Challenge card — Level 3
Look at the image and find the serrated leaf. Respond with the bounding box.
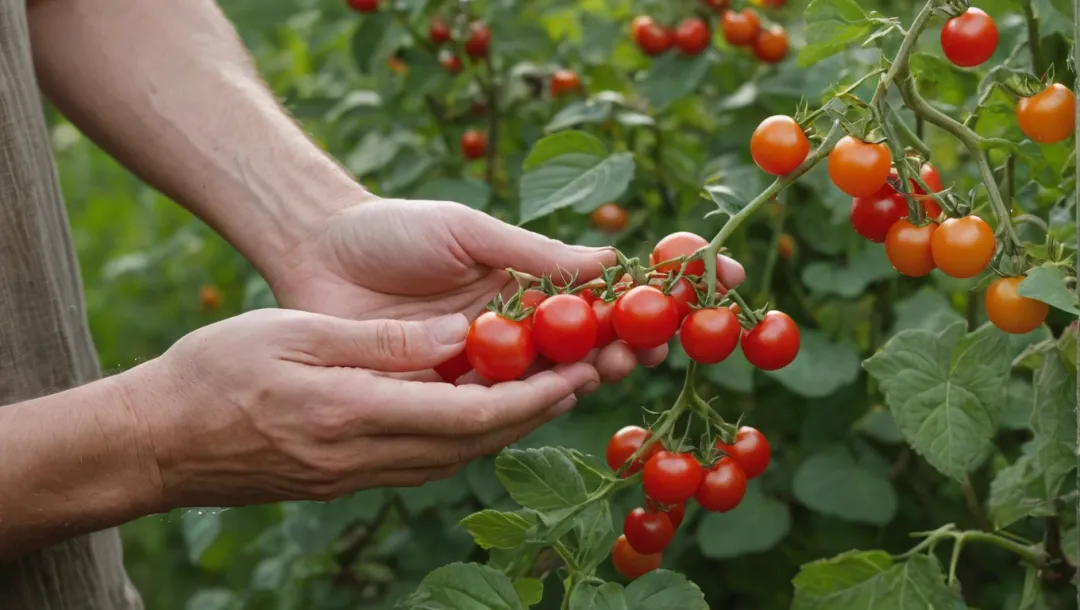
[704,160,768,218]
[1030,348,1078,499]
[461,510,537,550]
[413,179,492,210]
[854,408,906,444]
[564,501,617,572]
[637,53,712,111]
[568,570,709,610]
[697,481,791,558]
[802,246,896,298]
[793,447,898,526]
[792,550,893,596]
[513,578,543,607]
[397,563,523,610]
[765,328,862,398]
[988,454,1054,529]
[792,553,966,610]
[522,132,608,171]
[863,322,1011,480]
[495,448,588,521]
[518,133,634,225]
[799,0,873,68]
[1019,265,1080,315]
[1001,377,1035,430]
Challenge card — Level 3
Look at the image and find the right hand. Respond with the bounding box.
[120,309,600,510]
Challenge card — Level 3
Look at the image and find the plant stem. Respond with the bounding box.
[1020,0,1043,74]
[869,0,936,107]
[889,104,933,160]
[960,477,991,531]
[652,126,678,216]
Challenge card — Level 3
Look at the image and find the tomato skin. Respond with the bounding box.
[715,426,771,479]
[778,233,795,260]
[623,507,675,554]
[912,163,944,218]
[646,499,687,528]
[985,277,1050,334]
[464,22,491,57]
[612,535,662,580]
[550,69,581,96]
[429,17,451,44]
[613,286,681,349]
[930,215,995,278]
[606,426,662,477]
[347,0,379,12]
[643,451,704,505]
[741,311,799,371]
[439,52,463,74]
[1017,84,1076,144]
[591,203,628,232]
[668,278,699,321]
[531,295,598,363]
[850,183,908,243]
[636,21,674,55]
[631,15,654,39]
[695,457,748,513]
[885,219,937,277]
[520,289,548,311]
[465,312,535,382]
[461,129,487,160]
[674,18,710,56]
[721,9,760,46]
[434,349,471,383]
[751,25,788,63]
[700,0,728,11]
[828,136,891,197]
[651,232,709,276]
[680,307,741,364]
[592,299,618,347]
[751,115,810,176]
[940,7,998,68]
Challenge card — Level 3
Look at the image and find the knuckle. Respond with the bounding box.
[307,407,352,443]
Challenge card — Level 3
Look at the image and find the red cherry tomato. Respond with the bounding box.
[715,426,771,479]
[631,15,654,39]
[751,25,788,63]
[828,136,891,197]
[850,182,907,243]
[700,0,728,11]
[750,115,810,176]
[592,299,618,347]
[885,219,937,277]
[940,7,998,68]
[612,286,681,349]
[643,451,704,505]
[674,18,710,56]
[550,69,581,96]
[721,9,760,46]
[695,457,747,513]
[985,276,1050,335]
[931,215,995,278]
[531,294,598,363]
[741,311,799,371]
[646,499,687,529]
[668,277,699,321]
[577,288,597,305]
[439,51,463,74]
[635,21,674,56]
[623,507,675,554]
[461,129,487,160]
[606,426,662,477]
[521,289,548,311]
[611,535,662,580]
[651,232,709,276]
[465,312,535,382]
[679,307,741,365]
[464,22,491,57]
[912,163,944,218]
[347,0,379,12]
[429,16,451,44]
[591,203,628,232]
[434,349,471,383]
[1017,83,1076,144]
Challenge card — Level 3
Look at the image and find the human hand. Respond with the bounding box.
[120,309,600,508]
[272,198,746,382]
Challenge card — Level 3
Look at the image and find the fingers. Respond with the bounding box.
[717,253,746,290]
[292,314,469,372]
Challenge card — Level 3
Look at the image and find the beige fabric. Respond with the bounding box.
[0,0,142,607]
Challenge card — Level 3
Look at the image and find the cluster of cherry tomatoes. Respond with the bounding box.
[607,424,771,579]
[630,0,788,64]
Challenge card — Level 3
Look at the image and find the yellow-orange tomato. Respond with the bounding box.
[591,203,628,233]
[778,233,795,260]
[1016,83,1076,144]
[200,285,223,310]
[885,220,937,277]
[930,216,995,278]
[985,276,1049,334]
[828,136,891,197]
[752,25,788,63]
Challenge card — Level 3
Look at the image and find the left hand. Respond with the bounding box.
[271,198,746,383]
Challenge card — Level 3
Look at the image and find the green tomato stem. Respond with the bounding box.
[1019,0,1044,75]
[888,104,933,161]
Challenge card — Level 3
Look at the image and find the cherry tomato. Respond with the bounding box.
[646,499,687,528]
[1017,83,1076,144]
[985,276,1049,335]
[715,426,771,479]
[885,219,937,277]
[577,288,597,305]
[940,7,998,68]
[199,284,222,310]
[611,535,662,580]
[643,451,704,505]
[521,289,548,311]
[741,310,799,371]
[434,349,471,383]
[464,22,491,57]
[828,136,891,197]
[778,233,795,260]
[635,20,674,55]
[651,232,709,276]
[386,56,407,73]
[752,25,788,63]
[680,307,741,364]
[623,507,675,554]
[613,286,681,349]
[700,0,728,11]
[695,457,747,513]
[465,312,535,381]
[631,15,654,39]
[674,18,710,56]
[931,215,995,278]
[912,163,944,218]
[591,203,628,232]
[750,115,810,176]
[721,9,760,46]
[347,0,379,12]
[668,278,699,321]
[550,69,581,96]
[606,426,662,477]
[461,129,486,160]
[532,294,598,363]
[439,51,463,74]
[429,16,451,44]
[593,299,618,347]
[850,182,907,243]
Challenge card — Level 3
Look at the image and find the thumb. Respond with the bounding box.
[304,314,469,372]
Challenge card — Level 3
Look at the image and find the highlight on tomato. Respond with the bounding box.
[606,426,662,477]
[721,9,760,47]
[591,203,628,233]
[930,215,995,279]
[695,457,747,513]
[751,25,788,63]
[939,7,998,68]
[716,426,771,479]
[750,115,810,176]
[643,451,704,505]
[679,307,741,364]
[612,285,681,349]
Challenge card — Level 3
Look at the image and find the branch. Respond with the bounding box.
[1020,0,1043,74]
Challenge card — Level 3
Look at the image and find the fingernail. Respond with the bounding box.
[431,314,469,345]
[581,379,600,395]
[552,396,577,414]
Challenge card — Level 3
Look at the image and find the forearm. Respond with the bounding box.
[26,0,370,284]
[0,371,160,561]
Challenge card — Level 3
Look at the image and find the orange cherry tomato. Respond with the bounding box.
[721,9,760,47]
[828,136,891,197]
[985,276,1049,334]
[550,69,581,96]
[885,219,937,277]
[750,115,810,176]
[751,25,788,63]
[930,216,995,278]
[1017,83,1076,144]
[591,203,628,232]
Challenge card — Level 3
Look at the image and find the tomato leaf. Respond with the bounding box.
[1018,565,1043,610]
[988,454,1055,529]
[185,589,241,610]
[545,100,615,133]
[1001,377,1035,430]
[1029,341,1078,500]
[798,0,874,68]
[396,562,524,610]
[495,447,589,521]
[636,53,712,111]
[854,408,906,444]
[513,578,544,607]
[460,510,538,550]
[801,246,896,298]
[792,446,898,526]
[518,133,635,224]
[413,178,493,210]
[792,553,965,610]
[765,328,862,399]
[696,480,791,559]
[181,509,223,566]
[890,288,963,334]
[561,501,617,572]
[1018,264,1080,316]
[568,570,709,610]
[282,489,385,553]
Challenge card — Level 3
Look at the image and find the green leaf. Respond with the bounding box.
[495,448,588,521]
[799,0,873,68]
[350,14,401,75]
[792,553,966,610]
[461,510,538,550]
[1001,377,1035,430]
[1030,347,1078,499]
[567,583,625,610]
[413,178,493,210]
[1019,265,1080,315]
[854,408,906,444]
[545,100,614,133]
[802,247,896,298]
[703,159,768,218]
[186,589,241,610]
[697,481,791,558]
[568,570,709,610]
[563,501,617,572]
[702,348,755,393]
[181,509,223,565]
[1019,566,1042,610]
[345,130,414,177]
[793,447,898,525]
[863,322,1011,480]
[513,578,543,607]
[282,490,386,553]
[988,454,1054,529]
[637,53,712,111]
[397,563,523,610]
[518,133,635,225]
[765,328,862,398]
